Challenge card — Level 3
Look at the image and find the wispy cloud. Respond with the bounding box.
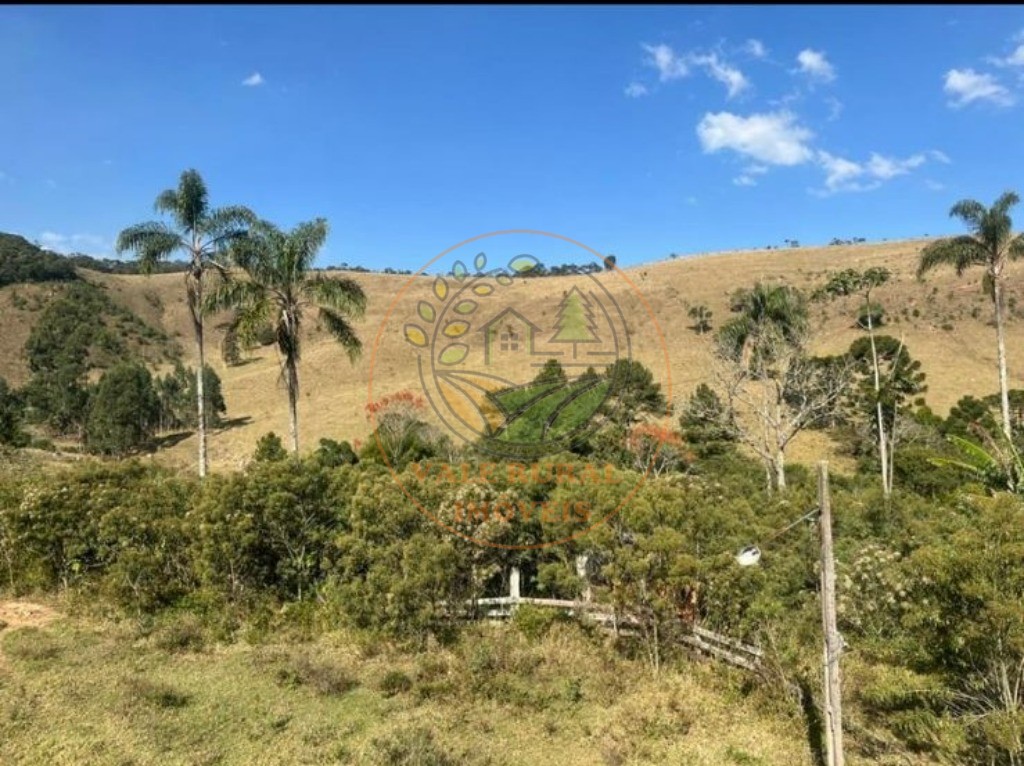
[744,39,767,59]
[690,52,749,99]
[733,164,769,187]
[697,110,814,167]
[794,49,836,83]
[642,44,688,82]
[624,82,649,98]
[991,43,1024,67]
[816,151,930,194]
[943,68,1014,108]
[242,71,265,87]
[637,43,749,98]
[38,232,110,255]
[825,96,844,121]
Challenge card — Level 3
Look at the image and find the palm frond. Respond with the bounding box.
[203,278,267,316]
[115,222,183,273]
[305,274,367,318]
[289,218,329,277]
[917,236,988,278]
[949,199,987,229]
[992,190,1020,218]
[320,307,362,361]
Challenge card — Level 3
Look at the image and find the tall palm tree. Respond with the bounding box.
[918,192,1024,439]
[116,169,255,478]
[209,218,366,453]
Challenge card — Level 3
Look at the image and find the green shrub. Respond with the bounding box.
[121,676,190,709]
[368,726,456,766]
[379,669,413,697]
[1,627,61,662]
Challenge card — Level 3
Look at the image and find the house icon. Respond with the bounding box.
[480,308,542,366]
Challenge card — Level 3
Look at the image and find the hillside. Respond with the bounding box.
[3,236,1021,471]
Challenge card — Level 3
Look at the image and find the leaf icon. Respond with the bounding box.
[438,343,469,365]
[452,261,469,281]
[453,300,478,315]
[443,320,470,338]
[433,277,448,301]
[418,301,436,323]
[509,254,540,274]
[404,324,428,347]
[472,284,494,296]
[495,272,513,286]
[474,252,487,271]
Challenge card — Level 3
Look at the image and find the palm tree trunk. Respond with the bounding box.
[191,275,208,479]
[993,276,1013,439]
[286,352,300,454]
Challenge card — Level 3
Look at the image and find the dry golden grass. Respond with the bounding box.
[0,608,817,765]
[3,237,1022,471]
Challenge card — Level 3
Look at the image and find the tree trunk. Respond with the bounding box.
[865,303,890,499]
[286,352,300,454]
[774,450,787,492]
[993,275,1013,440]
[190,272,208,479]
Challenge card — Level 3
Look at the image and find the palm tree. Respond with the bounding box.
[718,282,808,368]
[918,192,1024,439]
[116,169,255,478]
[209,218,366,453]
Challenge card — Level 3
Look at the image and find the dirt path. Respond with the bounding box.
[0,601,59,632]
[0,601,60,666]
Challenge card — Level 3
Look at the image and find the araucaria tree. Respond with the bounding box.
[710,282,850,493]
[818,267,899,497]
[209,218,366,453]
[918,192,1024,439]
[116,169,255,477]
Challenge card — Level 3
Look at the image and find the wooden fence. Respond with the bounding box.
[466,566,763,672]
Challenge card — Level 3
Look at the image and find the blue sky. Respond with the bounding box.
[3,5,1024,269]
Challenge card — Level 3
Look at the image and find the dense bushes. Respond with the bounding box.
[1,448,1023,763]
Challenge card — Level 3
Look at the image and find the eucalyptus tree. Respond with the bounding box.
[918,192,1024,439]
[209,218,366,453]
[116,169,255,477]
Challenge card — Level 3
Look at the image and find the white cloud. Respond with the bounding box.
[38,232,110,254]
[696,110,814,166]
[795,49,836,83]
[929,149,951,164]
[818,151,870,192]
[866,152,926,179]
[624,82,649,98]
[943,68,1014,107]
[642,44,688,82]
[242,71,265,87]
[744,39,767,59]
[993,43,1024,67]
[816,150,932,193]
[733,164,769,187]
[690,53,749,98]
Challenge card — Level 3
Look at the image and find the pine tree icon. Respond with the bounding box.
[550,287,600,359]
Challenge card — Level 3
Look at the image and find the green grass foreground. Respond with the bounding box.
[0,609,810,766]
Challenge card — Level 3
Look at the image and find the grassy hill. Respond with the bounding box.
[3,236,1021,471]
